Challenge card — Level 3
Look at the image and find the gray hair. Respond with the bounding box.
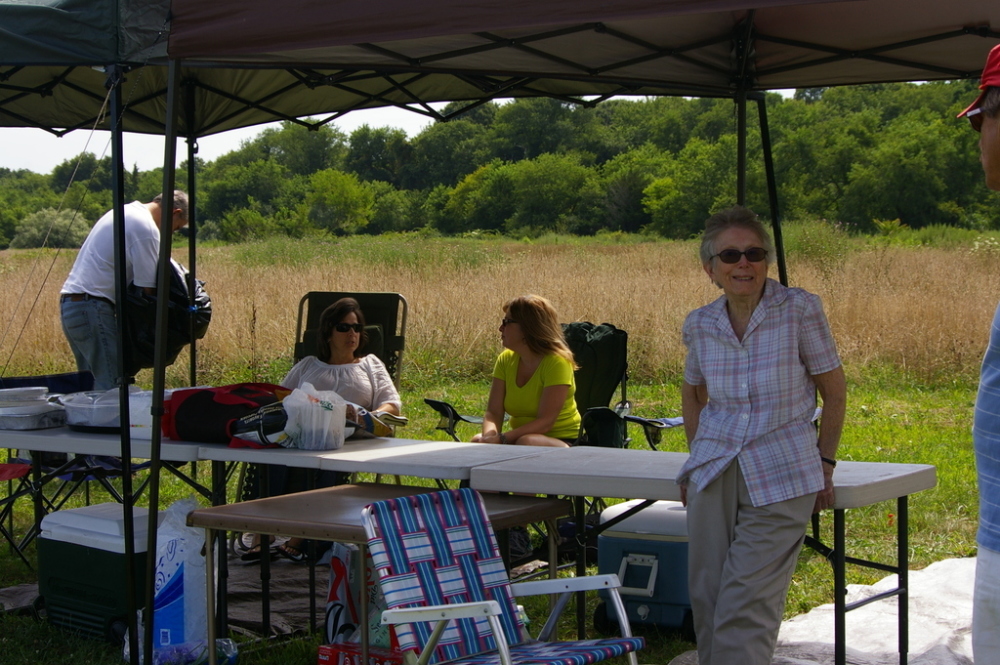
[699,206,775,267]
[153,190,190,220]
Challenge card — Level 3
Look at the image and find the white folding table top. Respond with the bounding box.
[197,441,334,469]
[470,446,937,508]
[471,446,687,500]
[828,460,937,509]
[318,438,558,480]
[4,427,203,462]
[196,437,471,471]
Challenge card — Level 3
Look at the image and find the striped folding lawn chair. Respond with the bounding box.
[361,487,643,665]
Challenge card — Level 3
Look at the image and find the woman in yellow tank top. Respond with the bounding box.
[472,294,582,447]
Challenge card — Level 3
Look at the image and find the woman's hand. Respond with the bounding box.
[472,432,503,444]
[813,466,836,512]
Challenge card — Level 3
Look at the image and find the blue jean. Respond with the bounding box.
[60,297,118,390]
[975,545,1000,665]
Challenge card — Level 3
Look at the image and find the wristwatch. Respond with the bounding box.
[821,456,837,468]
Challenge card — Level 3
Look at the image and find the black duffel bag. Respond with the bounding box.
[122,259,212,377]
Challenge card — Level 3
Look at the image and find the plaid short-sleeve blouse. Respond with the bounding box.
[678,278,841,507]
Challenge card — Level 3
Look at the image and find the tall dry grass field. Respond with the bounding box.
[0,238,996,386]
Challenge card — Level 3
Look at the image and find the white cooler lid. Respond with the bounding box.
[40,503,160,553]
[600,499,688,537]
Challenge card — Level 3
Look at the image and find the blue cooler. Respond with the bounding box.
[596,499,693,638]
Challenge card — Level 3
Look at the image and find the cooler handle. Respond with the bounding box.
[617,553,658,597]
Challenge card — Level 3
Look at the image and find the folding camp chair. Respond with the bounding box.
[425,322,630,446]
[361,487,644,665]
[232,292,408,552]
[294,291,407,381]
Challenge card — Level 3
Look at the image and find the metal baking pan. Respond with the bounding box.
[0,406,66,430]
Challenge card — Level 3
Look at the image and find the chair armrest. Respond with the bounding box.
[510,574,621,598]
[382,600,503,624]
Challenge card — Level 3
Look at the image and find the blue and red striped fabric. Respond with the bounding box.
[363,488,644,665]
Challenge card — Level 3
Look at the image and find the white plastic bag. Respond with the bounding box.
[282,382,347,450]
[152,497,207,654]
[325,542,392,648]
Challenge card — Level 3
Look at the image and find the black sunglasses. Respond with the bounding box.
[712,247,768,264]
[501,318,518,327]
[967,107,984,133]
[334,322,363,333]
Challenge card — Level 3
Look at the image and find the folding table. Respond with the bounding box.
[187,483,571,665]
[194,438,561,637]
[469,447,937,665]
[2,428,205,562]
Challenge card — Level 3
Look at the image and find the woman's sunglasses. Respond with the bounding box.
[501,318,518,327]
[712,247,768,264]
[334,322,363,333]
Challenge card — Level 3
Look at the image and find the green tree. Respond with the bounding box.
[837,110,983,230]
[201,159,296,221]
[487,98,578,161]
[50,153,113,193]
[252,121,348,176]
[364,181,422,234]
[439,161,515,234]
[599,145,673,232]
[10,208,90,248]
[504,153,600,235]
[643,136,738,238]
[0,169,61,248]
[303,169,374,234]
[441,100,499,127]
[344,126,412,186]
[405,120,488,189]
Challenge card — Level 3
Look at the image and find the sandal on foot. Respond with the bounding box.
[277,543,307,563]
[240,544,274,562]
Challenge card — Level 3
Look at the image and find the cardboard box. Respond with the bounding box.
[37,503,159,642]
[318,643,404,665]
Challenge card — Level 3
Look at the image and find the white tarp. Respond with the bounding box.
[670,556,975,665]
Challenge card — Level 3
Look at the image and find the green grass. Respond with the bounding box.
[0,367,978,665]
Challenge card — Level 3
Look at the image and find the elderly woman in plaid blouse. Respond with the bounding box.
[677,206,846,665]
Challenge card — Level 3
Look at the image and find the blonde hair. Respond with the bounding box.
[504,294,577,368]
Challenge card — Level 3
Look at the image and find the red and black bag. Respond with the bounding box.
[162,383,289,443]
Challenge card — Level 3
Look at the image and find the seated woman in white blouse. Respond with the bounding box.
[249,297,402,562]
[282,297,401,418]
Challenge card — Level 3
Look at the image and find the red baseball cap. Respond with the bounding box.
[959,43,1000,118]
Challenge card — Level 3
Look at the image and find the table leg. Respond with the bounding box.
[207,527,218,665]
[898,496,908,665]
[211,461,229,634]
[834,508,845,665]
[360,543,369,665]
[575,495,586,639]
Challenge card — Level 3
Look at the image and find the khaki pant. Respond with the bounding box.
[687,461,815,665]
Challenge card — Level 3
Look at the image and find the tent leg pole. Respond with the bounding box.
[755,96,788,286]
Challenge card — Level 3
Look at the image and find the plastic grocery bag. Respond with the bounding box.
[325,543,393,648]
[282,382,347,450]
[151,497,207,657]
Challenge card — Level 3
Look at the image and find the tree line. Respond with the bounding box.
[1,79,997,249]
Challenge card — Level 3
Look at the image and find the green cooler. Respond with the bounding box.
[37,503,157,642]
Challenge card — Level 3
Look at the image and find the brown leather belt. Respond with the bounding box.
[61,293,115,308]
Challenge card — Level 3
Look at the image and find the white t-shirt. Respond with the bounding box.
[281,354,401,412]
[61,201,160,302]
